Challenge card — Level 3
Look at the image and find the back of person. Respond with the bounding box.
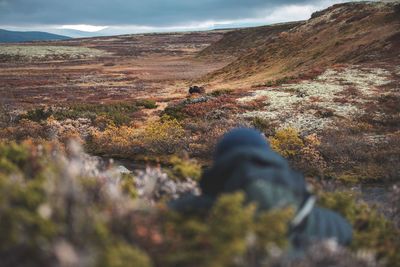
[170,128,352,249]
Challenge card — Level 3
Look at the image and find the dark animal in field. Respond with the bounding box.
[189,85,205,94]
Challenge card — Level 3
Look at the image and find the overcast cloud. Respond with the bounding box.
[0,0,352,35]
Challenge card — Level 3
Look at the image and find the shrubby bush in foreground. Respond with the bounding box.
[0,141,399,267]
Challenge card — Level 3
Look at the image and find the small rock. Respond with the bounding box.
[189,85,206,95]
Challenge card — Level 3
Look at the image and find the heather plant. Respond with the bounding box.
[320,126,400,182]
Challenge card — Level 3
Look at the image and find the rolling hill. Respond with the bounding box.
[197,21,302,59]
[199,1,400,87]
[0,29,70,43]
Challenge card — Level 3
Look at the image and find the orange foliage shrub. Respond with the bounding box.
[0,119,46,141]
[88,125,141,156]
[297,133,327,176]
[142,116,186,154]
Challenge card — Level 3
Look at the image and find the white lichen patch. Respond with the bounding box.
[317,67,391,95]
[0,45,107,59]
[238,66,392,133]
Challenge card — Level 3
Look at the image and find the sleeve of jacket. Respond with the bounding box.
[292,206,353,247]
[168,194,216,215]
[245,179,302,212]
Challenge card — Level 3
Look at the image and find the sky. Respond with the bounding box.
[0,0,357,36]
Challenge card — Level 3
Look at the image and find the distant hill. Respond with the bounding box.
[197,22,302,59]
[200,1,400,86]
[0,29,70,43]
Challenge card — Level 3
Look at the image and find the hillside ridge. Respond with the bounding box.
[199,1,400,87]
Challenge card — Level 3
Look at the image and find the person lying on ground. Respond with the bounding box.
[169,128,352,249]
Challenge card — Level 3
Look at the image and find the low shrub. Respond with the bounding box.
[23,107,52,122]
[239,96,269,112]
[0,119,46,141]
[142,116,186,155]
[0,141,153,267]
[208,88,233,97]
[162,102,187,121]
[319,191,400,266]
[0,141,398,267]
[296,133,327,176]
[164,96,238,121]
[160,192,293,267]
[269,127,304,158]
[167,155,202,181]
[21,100,156,127]
[136,99,158,109]
[320,127,400,182]
[87,125,140,157]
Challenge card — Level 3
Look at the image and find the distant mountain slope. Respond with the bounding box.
[197,22,302,59]
[0,29,70,43]
[200,2,400,86]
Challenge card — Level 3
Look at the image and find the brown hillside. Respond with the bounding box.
[197,22,302,59]
[200,1,400,87]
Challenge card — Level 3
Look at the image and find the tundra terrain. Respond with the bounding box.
[0,2,399,267]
